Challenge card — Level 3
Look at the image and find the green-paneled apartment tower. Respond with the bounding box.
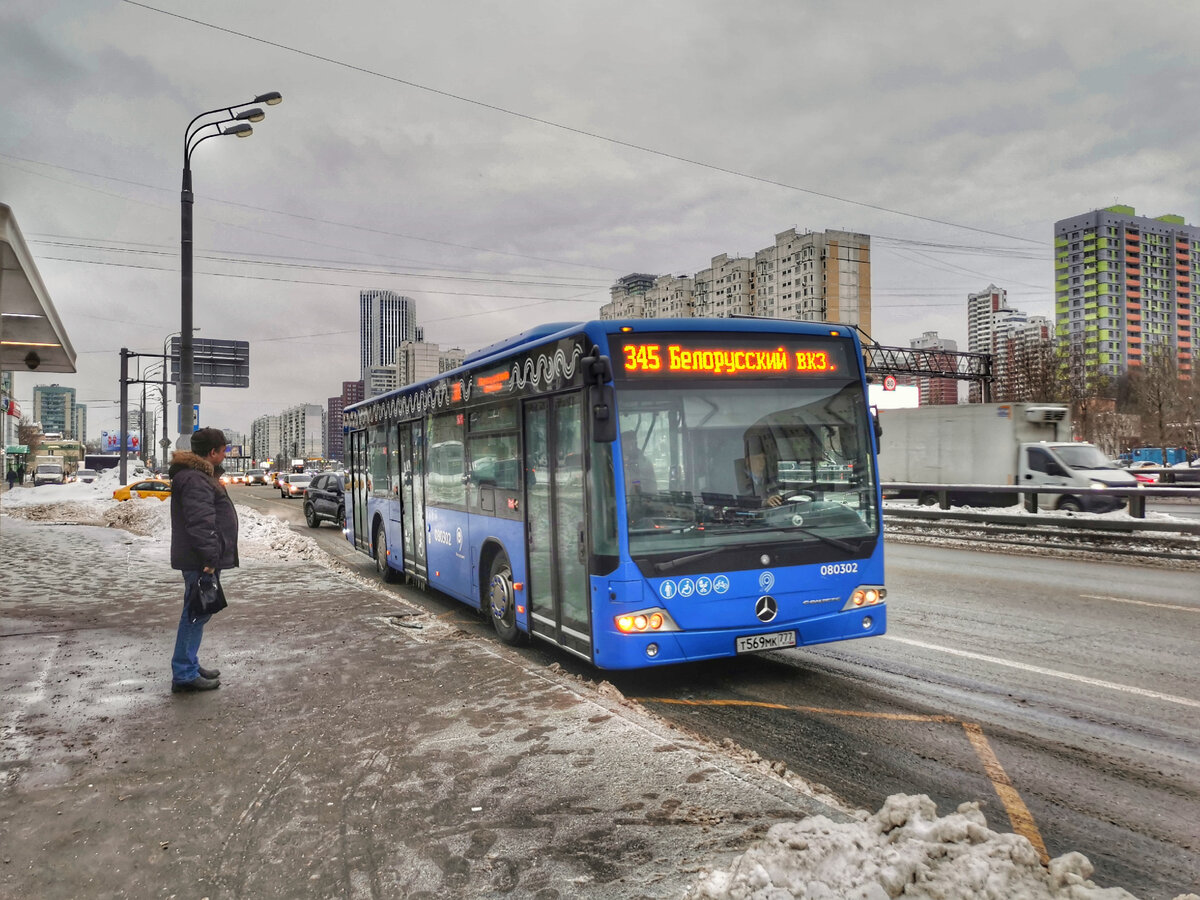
[1055,205,1198,382]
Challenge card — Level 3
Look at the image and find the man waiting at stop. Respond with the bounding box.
[168,427,238,693]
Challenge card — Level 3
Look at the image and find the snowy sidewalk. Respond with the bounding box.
[2,485,1193,899]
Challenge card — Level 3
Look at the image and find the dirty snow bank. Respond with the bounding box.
[688,794,1198,900]
[2,485,326,563]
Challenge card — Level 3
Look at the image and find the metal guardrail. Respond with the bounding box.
[880,482,1199,521]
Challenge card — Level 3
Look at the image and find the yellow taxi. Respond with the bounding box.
[113,478,172,501]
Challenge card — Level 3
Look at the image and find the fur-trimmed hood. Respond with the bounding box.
[169,451,214,479]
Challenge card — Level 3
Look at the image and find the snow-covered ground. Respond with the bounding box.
[3,483,1196,900]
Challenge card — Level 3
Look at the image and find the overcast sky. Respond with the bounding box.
[2,0,1198,444]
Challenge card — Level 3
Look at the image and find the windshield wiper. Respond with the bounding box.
[653,547,725,573]
[757,526,866,553]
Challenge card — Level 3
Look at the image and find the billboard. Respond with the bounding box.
[100,431,141,453]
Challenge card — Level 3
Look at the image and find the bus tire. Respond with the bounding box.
[374,524,400,583]
[486,552,522,645]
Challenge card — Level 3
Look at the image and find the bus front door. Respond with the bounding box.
[525,393,592,660]
[398,421,427,583]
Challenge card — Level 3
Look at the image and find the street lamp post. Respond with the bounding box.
[177,91,282,450]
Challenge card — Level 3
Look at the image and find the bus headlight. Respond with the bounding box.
[615,607,680,633]
[842,586,886,611]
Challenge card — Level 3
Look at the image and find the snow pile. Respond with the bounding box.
[3,485,325,563]
[689,794,1197,900]
[236,505,329,563]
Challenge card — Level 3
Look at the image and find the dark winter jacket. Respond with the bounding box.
[169,451,239,572]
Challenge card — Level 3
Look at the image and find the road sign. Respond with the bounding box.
[177,404,200,432]
[882,374,898,391]
[169,338,250,388]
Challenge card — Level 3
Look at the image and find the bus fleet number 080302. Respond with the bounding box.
[820,562,858,575]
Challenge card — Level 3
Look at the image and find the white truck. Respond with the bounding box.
[32,454,66,486]
[876,403,1137,513]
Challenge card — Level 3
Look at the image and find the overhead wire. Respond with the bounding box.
[119,0,1046,247]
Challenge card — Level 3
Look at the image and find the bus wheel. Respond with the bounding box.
[374,525,400,583]
[487,552,522,644]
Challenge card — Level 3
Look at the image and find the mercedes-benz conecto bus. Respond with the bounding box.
[343,318,886,669]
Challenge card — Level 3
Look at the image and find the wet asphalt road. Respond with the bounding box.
[239,487,1200,899]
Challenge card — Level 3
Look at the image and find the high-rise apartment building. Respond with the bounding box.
[600,228,872,332]
[1055,205,1198,382]
[32,384,76,437]
[966,285,1052,402]
[280,404,325,462]
[904,332,959,406]
[396,341,465,388]
[250,414,281,466]
[73,404,87,444]
[326,380,364,464]
[359,290,422,386]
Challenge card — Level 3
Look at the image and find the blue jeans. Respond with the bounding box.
[171,570,217,683]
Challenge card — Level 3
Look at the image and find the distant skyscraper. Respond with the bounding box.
[360,290,421,387]
[250,414,281,466]
[73,404,87,443]
[280,404,325,461]
[905,332,959,406]
[1055,205,1198,383]
[326,380,364,464]
[966,285,1051,402]
[32,384,76,436]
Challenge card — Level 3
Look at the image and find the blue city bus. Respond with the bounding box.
[343,318,886,669]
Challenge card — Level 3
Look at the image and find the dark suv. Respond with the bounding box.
[304,473,345,528]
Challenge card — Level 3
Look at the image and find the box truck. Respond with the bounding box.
[32,454,66,486]
[876,403,1137,513]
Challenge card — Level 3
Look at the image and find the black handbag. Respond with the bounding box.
[186,573,228,623]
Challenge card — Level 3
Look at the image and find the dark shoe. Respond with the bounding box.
[198,665,220,679]
[171,675,220,693]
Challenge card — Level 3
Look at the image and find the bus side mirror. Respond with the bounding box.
[590,384,617,443]
[584,348,617,443]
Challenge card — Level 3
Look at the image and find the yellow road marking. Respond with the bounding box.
[644,697,956,723]
[638,696,1047,861]
[962,722,1049,863]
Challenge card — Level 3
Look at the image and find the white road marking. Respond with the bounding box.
[1079,594,1197,613]
[883,635,1200,710]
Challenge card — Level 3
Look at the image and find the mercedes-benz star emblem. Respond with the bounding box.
[755,595,778,623]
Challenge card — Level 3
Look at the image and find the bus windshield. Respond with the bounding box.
[618,381,879,567]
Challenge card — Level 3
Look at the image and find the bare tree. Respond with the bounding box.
[1128,346,1181,454]
[1006,338,1069,403]
[17,416,42,457]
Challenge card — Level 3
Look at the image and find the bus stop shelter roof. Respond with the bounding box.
[1,203,76,374]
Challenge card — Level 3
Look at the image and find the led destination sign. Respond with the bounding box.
[611,334,852,379]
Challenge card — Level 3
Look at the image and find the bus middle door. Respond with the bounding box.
[398,421,428,583]
[524,393,592,660]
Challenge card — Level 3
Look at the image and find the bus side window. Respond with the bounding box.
[428,412,467,507]
[369,424,390,499]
